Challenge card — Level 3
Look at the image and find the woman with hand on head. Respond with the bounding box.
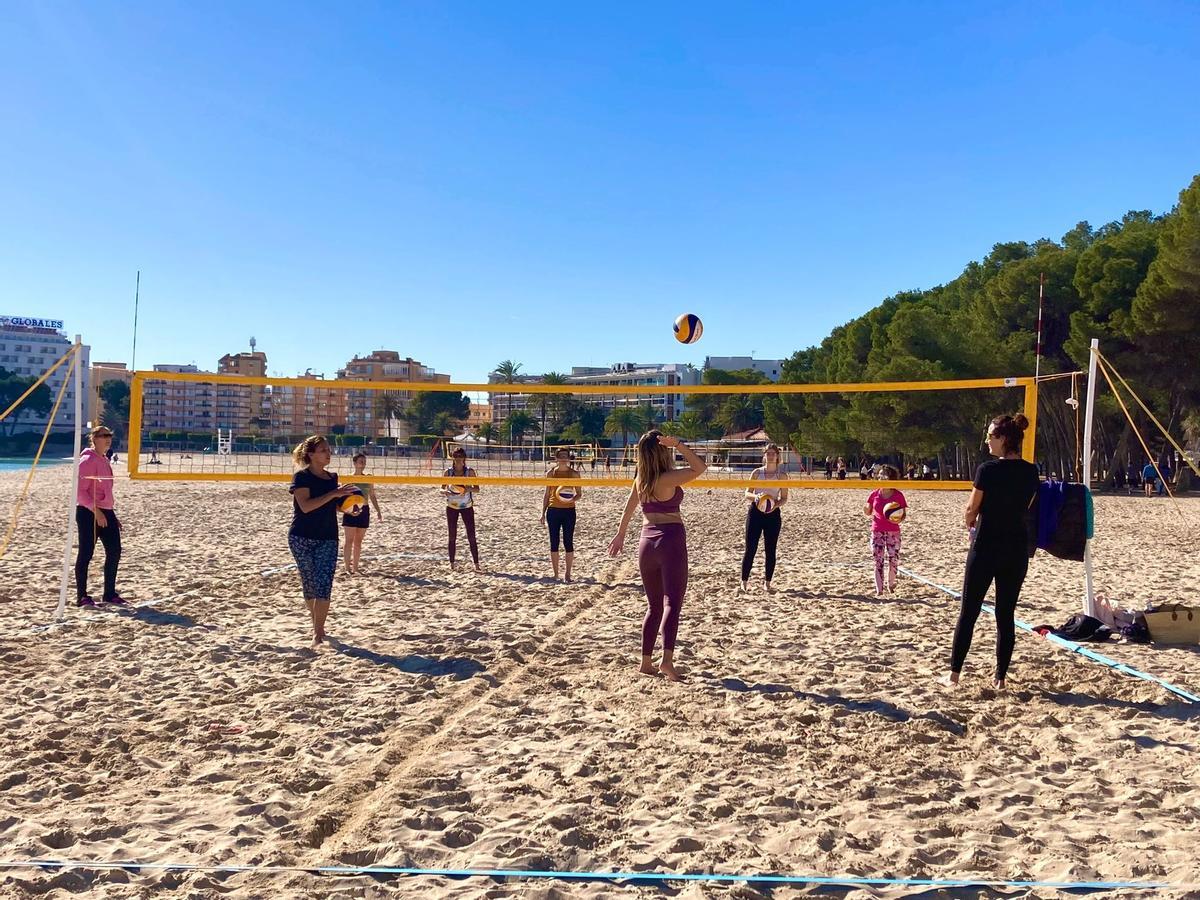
[540,447,582,582]
[290,435,358,648]
[946,414,1039,691]
[608,431,707,682]
[741,443,788,593]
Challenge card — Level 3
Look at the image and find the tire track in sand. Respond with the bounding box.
[296,556,640,857]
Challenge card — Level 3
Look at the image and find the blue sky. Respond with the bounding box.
[3,1,1198,382]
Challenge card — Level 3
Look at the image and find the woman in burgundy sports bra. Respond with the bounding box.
[608,430,707,681]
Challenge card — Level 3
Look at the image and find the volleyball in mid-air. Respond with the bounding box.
[341,493,366,514]
[883,501,906,523]
[755,494,776,514]
[556,486,578,502]
[446,484,467,495]
[673,313,703,344]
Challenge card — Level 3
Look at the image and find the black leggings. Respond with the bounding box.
[546,507,576,553]
[75,506,121,601]
[446,507,479,565]
[950,543,1029,680]
[741,506,781,581]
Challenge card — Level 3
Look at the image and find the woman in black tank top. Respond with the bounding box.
[944,414,1039,691]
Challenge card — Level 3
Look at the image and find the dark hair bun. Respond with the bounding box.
[1014,413,1030,431]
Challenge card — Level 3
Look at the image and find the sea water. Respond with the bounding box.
[0,457,72,472]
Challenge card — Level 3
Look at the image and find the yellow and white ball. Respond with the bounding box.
[755,494,776,514]
[673,313,703,344]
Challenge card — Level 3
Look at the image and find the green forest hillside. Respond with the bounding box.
[764,173,1200,482]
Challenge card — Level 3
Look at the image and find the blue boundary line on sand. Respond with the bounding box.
[0,859,1194,892]
[899,567,1200,704]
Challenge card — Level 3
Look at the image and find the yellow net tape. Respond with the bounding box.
[127,370,1037,491]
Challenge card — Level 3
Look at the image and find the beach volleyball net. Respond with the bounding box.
[127,371,1040,490]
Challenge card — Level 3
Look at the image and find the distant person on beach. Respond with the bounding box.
[289,435,357,648]
[824,456,833,480]
[540,448,582,582]
[443,447,482,571]
[75,426,124,607]
[608,431,707,682]
[1157,456,1172,496]
[1141,461,1158,497]
[864,465,906,597]
[945,414,1038,691]
[836,457,847,480]
[341,451,383,575]
[741,443,788,593]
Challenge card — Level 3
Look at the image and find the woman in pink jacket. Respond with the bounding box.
[75,425,124,607]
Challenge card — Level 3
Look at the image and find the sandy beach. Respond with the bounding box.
[1,463,1198,899]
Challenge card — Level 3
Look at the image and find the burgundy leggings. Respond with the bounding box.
[637,523,688,656]
[446,507,479,564]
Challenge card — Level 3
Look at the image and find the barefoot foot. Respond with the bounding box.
[639,662,659,676]
[659,662,683,682]
[938,672,960,689]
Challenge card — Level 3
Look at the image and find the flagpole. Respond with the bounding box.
[131,271,140,372]
[1035,272,1044,380]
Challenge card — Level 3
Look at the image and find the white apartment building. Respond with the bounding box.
[486,363,702,437]
[703,356,785,382]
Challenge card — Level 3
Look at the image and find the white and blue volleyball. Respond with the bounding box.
[673,313,703,344]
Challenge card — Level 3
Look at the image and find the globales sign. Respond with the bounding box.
[1,315,65,330]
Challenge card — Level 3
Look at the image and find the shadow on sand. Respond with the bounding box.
[328,639,486,680]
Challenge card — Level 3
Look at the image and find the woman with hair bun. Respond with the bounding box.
[945,413,1039,690]
[289,435,357,648]
[608,431,707,681]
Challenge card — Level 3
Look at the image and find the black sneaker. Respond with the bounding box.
[77,596,96,608]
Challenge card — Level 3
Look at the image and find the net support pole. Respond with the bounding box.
[55,337,84,622]
[1080,338,1099,618]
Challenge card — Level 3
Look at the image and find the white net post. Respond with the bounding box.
[54,337,83,622]
[1081,338,1099,618]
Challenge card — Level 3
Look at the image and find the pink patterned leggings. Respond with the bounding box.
[870,531,902,594]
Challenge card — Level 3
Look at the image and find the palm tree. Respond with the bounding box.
[373,392,404,440]
[476,421,499,447]
[536,371,570,458]
[605,407,643,453]
[634,403,658,433]
[493,360,523,383]
[504,410,536,448]
[661,411,711,441]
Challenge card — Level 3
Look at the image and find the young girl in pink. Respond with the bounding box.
[864,464,906,596]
